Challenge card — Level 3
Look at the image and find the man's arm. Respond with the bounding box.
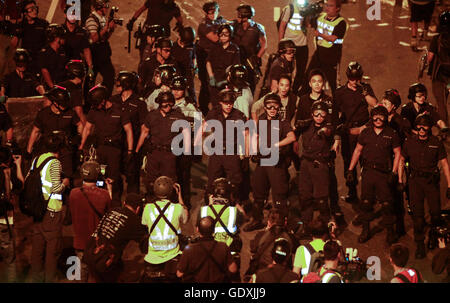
[123,123,134,152]
[398,156,405,183]
[392,146,401,174]
[348,143,363,171]
[135,124,149,153]
[41,68,54,88]
[275,131,296,147]
[278,20,288,41]
[440,158,450,188]
[74,106,87,126]
[257,34,267,59]
[83,47,94,70]
[27,126,41,154]
[79,121,93,150]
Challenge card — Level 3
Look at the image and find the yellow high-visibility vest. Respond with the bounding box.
[316,12,348,48]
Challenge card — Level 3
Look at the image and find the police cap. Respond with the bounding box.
[212,177,232,200]
[46,23,66,42]
[180,26,196,47]
[346,61,363,80]
[13,48,31,65]
[311,100,328,113]
[218,89,237,103]
[155,91,175,105]
[171,76,187,91]
[155,37,173,49]
[271,238,291,264]
[88,84,109,108]
[117,71,139,91]
[45,85,71,109]
[407,82,427,100]
[226,64,249,89]
[155,64,177,86]
[153,176,174,198]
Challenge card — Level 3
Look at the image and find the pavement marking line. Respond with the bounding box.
[45,0,59,23]
[274,7,280,22]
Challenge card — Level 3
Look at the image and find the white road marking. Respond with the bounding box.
[274,7,280,22]
[348,17,356,22]
[399,41,410,47]
[376,23,389,27]
[45,0,59,23]
[395,26,410,30]
[350,24,361,28]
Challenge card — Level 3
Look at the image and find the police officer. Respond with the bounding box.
[141,176,188,283]
[251,238,299,283]
[19,0,49,74]
[381,88,412,237]
[61,4,94,81]
[27,86,83,180]
[196,1,227,115]
[195,89,247,202]
[85,0,117,96]
[296,101,337,228]
[171,26,197,102]
[428,11,450,125]
[224,64,253,119]
[111,71,148,194]
[200,178,245,249]
[127,0,184,38]
[171,76,203,209]
[399,114,450,259]
[232,4,267,94]
[58,60,87,125]
[0,98,13,143]
[144,64,177,111]
[135,91,189,195]
[206,24,240,106]
[139,24,165,63]
[0,48,44,98]
[335,62,377,204]
[267,39,296,92]
[299,0,348,96]
[38,24,67,89]
[278,0,309,93]
[139,37,177,97]
[247,93,296,232]
[347,105,401,244]
[79,84,134,205]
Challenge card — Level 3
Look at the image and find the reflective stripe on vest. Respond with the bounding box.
[322,272,344,283]
[286,6,304,33]
[200,205,237,234]
[316,12,347,48]
[148,202,179,250]
[301,246,312,276]
[39,155,63,211]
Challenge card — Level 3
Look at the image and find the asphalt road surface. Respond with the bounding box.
[8,0,450,283]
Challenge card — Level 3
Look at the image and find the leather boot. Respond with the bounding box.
[415,242,426,259]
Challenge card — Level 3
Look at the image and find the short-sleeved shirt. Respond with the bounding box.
[388,112,411,144]
[92,206,147,257]
[0,103,12,132]
[358,126,401,168]
[253,93,297,123]
[233,87,253,119]
[335,83,375,127]
[138,54,177,94]
[257,113,293,162]
[38,45,67,84]
[144,108,186,146]
[85,11,106,34]
[69,186,111,250]
[207,42,240,82]
[62,23,90,61]
[1,70,40,98]
[401,134,447,173]
[87,104,130,143]
[177,237,234,283]
[300,122,334,161]
[144,0,181,34]
[171,42,196,80]
[315,15,347,65]
[20,18,49,57]
[269,56,294,85]
[205,107,247,152]
[296,93,338,131]
[232,19,265,60]
[57,79,83,109]
[34,106,80,135]
[400,101,441,128]
[197,16,227,52]
[293,238,325,275]
[111,93,148,142]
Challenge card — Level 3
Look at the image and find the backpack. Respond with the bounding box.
[19,156,56,222]
[302,268,342,283]
[304,243,325,274]
[394,268,424,283]
[276,4,294,31]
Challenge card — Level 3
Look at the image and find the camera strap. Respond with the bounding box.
[149,202,178,235]
[209,205,235,238]
[80,187,103,218]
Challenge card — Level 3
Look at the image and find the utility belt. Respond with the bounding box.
[363,162,390,174]
[343,121,367,135]
[101,137,122,149]
[301,154,331,167]
[150,144,172,153]
[409,168,440,181]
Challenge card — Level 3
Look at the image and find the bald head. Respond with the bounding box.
[198,216,215,237]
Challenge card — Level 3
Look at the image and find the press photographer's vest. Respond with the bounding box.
[144,200,182,264]
[395,268,423,283]
[36,153,63,212]
[200,204,237,246]
[319,266,344,283]
[286,5,304,35]
[316,12,347,48]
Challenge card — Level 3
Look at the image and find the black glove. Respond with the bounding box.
[252,55,262,67]
[345,170,355,186]
[387,172,396,186]
[295,119,312,129]
[174,22,183,33]
[440,127,449,140]
[125,151,135,165]
[250,155,260,163]
[317,127,331,138]
[440,127,450,134]
[397,182,405,193]
[126,18,135,31]
[447,187,450,199]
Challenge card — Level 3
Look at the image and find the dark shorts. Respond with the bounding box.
[409,1,435,23]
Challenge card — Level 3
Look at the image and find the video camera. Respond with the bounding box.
[338,247,367,282]
[109,6,123,26]
[96,164,107,189]
[428,210,450,249]
[299,0,324,19]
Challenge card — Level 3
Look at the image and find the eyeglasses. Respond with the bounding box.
[219,32,230,37]
[313,112,327,118]
[160,103,174,109]
[372,117,385,122]
[162,48,171,53]
[265,105,280,111]
[416,126,429,131]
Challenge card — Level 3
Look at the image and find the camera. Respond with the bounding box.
[96,164,107,189]
[338,248,367,282]
[428,210,450,250]
[299,0,324,18]
[109,6,123,26]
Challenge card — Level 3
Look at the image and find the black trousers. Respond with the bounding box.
[97,144,122,206]
[146,150,178,189]
[341,132,360,197]
[409,175,441,242]
[292,45,309,94]
[196,47,210,116]
[176,155,192,209]
[206,155,242,198]
[123,151,143,194]
[93,57,115,97]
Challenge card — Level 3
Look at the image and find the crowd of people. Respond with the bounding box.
[0,0,449,283]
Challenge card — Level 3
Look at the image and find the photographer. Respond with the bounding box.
[432,237,450,282]
[302,240,344,283]
[177,216,237,283]
[0,147,24,282]
[69,159,112,282]
[85,0,117,96]
[389,243,423,283]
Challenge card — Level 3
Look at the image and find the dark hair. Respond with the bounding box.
[125,193,144,210]
[323,240,341,261]
[198,216,215,236]
[310,220,328,238]
[390,243,409,267]
[277,73,292,84]
[328,0,342,9]
[308,69,326,82]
